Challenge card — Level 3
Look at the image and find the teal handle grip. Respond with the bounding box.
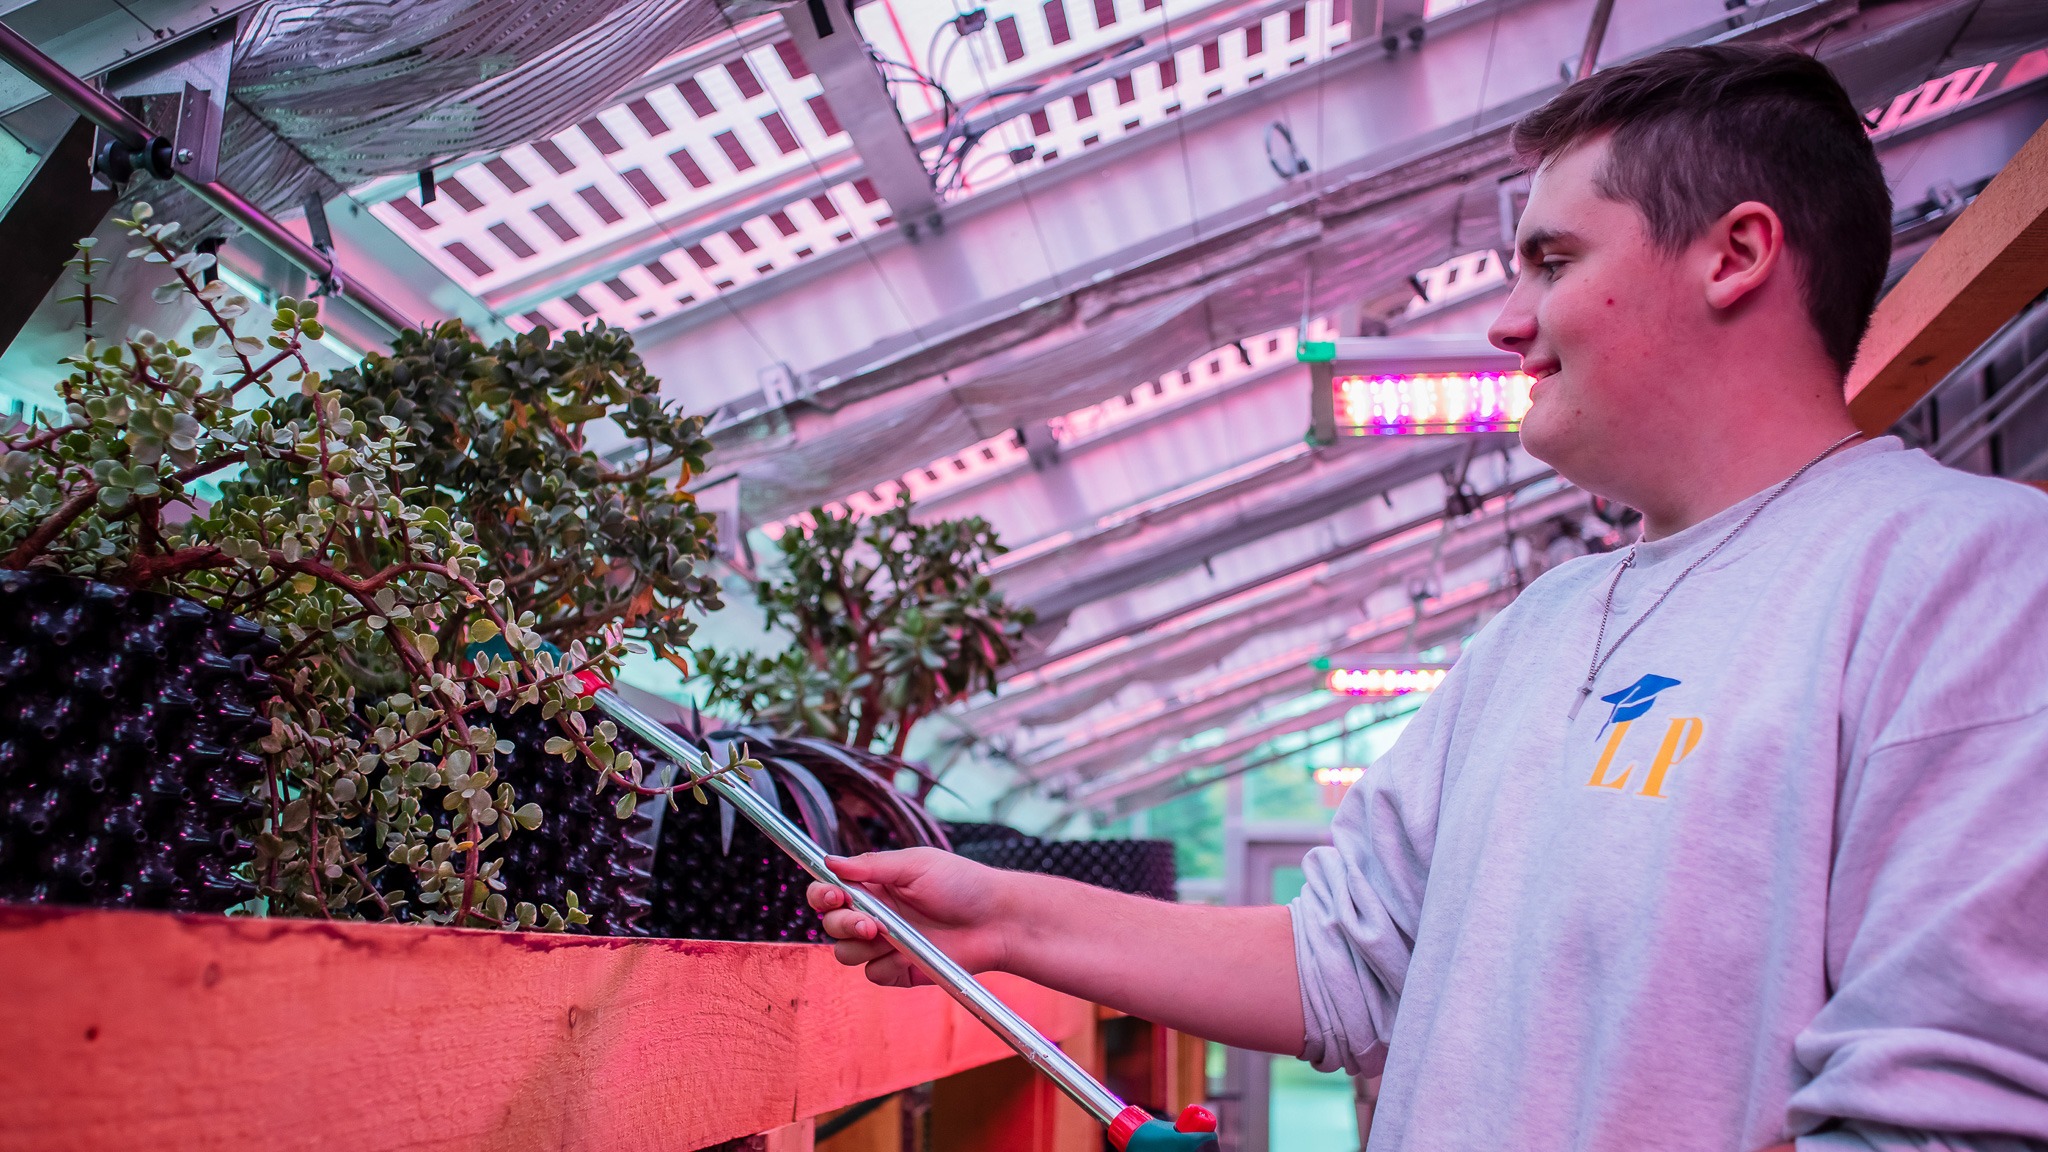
[1125,1118,1220,1150]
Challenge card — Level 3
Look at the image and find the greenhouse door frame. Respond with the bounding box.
[1219,813,1335,1152]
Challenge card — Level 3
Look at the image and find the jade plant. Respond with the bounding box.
[697,495,1033,766]
[0,206,742,928]
[328,321,721,673]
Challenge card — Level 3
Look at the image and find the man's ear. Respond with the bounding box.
[1701,199,1785,313]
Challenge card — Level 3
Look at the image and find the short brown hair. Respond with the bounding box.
[1511,45,1891,375]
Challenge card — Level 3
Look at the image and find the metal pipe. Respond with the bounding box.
[0,22,150,151]
[1575,0,1616,80]
[0,19,417,335]
[588,687,1133,1130]
[1933,350,2048,466]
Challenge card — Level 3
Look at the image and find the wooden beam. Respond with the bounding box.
[1847,118,2048,433]
[0,905,1096,1152]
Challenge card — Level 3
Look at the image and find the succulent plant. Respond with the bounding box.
[696,495,1033,767]
[0,206,740,928]
[328,319,721,670]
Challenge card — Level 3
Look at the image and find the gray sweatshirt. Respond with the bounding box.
[1292,438,2048,1151]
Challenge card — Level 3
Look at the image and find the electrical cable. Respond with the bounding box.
[1469,0,1504,137]
[1152,0,1206,245]
[702,0,932,346]
[870,49,972,186]
[939,0,1068,291]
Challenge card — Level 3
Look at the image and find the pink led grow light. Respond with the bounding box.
[1332,371,1534,435]
[1326,667,1448,696]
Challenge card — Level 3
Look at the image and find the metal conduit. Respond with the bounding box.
[1575,0,1617,81]
[1933,349,2048,466]
[0,20,417,335]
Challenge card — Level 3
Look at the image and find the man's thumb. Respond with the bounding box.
[828,851,918,886]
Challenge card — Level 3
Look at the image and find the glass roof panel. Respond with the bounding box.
[357,0,1365,333]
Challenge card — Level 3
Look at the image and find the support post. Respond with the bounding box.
[783,1,941,241]
[1575,0,1617,81]
[1847,119,2048,433]
[0,116,117,349]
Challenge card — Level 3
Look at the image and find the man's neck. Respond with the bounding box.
[1634,410,1862,541]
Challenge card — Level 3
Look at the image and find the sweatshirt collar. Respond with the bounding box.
[1626,435,1902,573]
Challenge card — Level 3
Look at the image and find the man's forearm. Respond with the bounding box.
[995,869,1306,1056]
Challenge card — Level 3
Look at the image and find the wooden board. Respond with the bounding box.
[0,905,1095,1152]
[1847,118,2048,432]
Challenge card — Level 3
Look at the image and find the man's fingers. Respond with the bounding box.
[805,881,848,913]
[832,936,896,968]
[819,908,879,941]
[864,953,926,988]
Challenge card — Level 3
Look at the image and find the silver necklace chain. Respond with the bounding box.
[1568,431,1864,720]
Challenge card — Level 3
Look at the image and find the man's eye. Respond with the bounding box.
[1539,259,1566,279]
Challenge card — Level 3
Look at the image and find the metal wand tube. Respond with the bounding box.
[591,688,1130,1128]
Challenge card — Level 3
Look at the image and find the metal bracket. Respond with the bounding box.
[91,15,235,187]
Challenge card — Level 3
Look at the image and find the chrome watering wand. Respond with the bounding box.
[551,659,1218,1150]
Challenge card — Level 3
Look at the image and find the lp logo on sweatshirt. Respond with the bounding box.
[1586,674,1705,799]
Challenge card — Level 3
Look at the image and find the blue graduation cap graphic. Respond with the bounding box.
[1598,674,1681,737]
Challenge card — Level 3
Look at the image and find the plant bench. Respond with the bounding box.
[0,905,1204,1151]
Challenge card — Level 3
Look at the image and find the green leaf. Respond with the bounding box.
[613,793,637,820]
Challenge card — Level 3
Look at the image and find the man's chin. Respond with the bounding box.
[1516,402,1569,469]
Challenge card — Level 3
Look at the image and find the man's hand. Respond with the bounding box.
[808,847,1308,1057]
[808,848,1013,987]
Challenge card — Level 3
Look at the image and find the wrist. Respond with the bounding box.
[984,864,1049,978]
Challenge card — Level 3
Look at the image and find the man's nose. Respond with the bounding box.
[1488,281,1536,355]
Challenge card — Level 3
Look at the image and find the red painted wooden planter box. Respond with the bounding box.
[0,905,1099,1151]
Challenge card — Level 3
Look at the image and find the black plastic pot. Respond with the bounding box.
[0,568,277,911]
[491,705,663,937]
[644,726,952,944]
[945,822,1179,902]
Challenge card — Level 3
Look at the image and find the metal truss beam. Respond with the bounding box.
[993,433,1510,622]
[1014,574,1508,791]
[1086,691,1425,819]
[0,0,263,115]
[1030,584,1496,807]
[966,477,1583,734]
[995,466,1556,680]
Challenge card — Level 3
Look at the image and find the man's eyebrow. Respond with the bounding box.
[1517,227,1577,263]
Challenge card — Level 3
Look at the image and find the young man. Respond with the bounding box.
[808,46,2048,1149]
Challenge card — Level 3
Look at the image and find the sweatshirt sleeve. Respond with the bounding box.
[1788,711,2048,1148]
[1789,490,2048,1147]
[1289,671,1459,1076]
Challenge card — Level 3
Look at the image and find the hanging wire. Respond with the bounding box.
[1311,0,1334,191]
[701,0,933,345]
[1294,0,1344,338]
[937,0,1068,291]
[1152,0,1206,244]
[1468,0,1504,136]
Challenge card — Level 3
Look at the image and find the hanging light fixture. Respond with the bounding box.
[1324,666,1449,696]
[1302,336,1532,440]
